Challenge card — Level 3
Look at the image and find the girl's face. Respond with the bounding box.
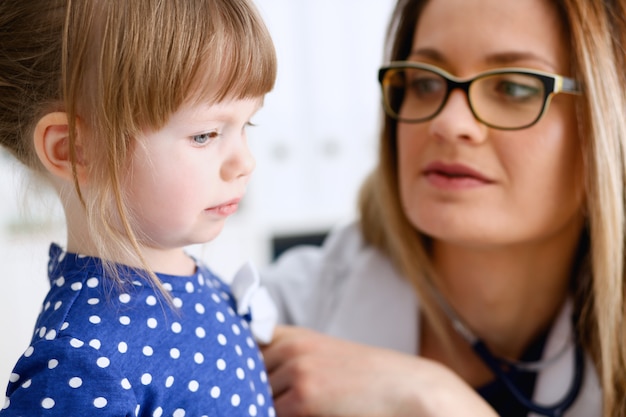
[398,0,585,249]
[125,97,261,253]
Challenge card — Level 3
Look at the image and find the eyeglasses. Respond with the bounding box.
[378,61,581,130]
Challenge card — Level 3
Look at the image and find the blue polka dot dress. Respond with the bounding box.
[1,244,276,417]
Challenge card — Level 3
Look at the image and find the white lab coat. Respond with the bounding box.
[261,221,602,417]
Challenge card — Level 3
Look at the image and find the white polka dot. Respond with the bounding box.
[217,334,227,346]
[163,283,173,291]
[259,371,267,383]
[70,338,84,348]
[235,345,243,356]
[54,301,63,310]
[61,322,69,331]
[89,339,101,349]
[170,348,180,359]
[39,327,47,338]
[141,373,152,385]
[45,329,57,340]
[257,394,265,406]
[269,407,276,417]
[120,316,131,325]
[195,304,205,314]
[221,291,230,301]
[185,282,194,293]
[236,368,245,380]
[121,378,132,390]
[89,315,101,324]
[197,274,205,286]
[87,277,99,287]
[118,342,128,353]
[143,346,153,356]
[56,277,65,287]
[210,386,221,399]
[71,282,83,291]
[88,298,100,305]
[212,294,221,303]
[216,312,225,322]
[173,298,183,308]
[246,337,255,348]
[42,397,55,409]
[153,407,163,417]
[188,380,199,392]
[48,359,59,369]
[247,358,256,370]
[194,353,204,364]
[69,377,82,388]
[249,404,258,416]
[231,394,241,407]
[136,404,141,416]
[21,379,31,389]
[165,376,174,388]
[232,324,241,335]
[228,307,236,316]
[9,373,19,383]
[173,409,185,417]
[147,318,158,329]
[94,397,107,408]
[171,322,182,333]
[216,359,226,371]
[119,294,131,303]
[195,327,206,338]
[97,357,110,368]
[146,296,157,306]
[44,301,51,311]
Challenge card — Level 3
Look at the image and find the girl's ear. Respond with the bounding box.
[33,112,88,184]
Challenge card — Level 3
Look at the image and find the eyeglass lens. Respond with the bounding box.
[381,67,547,129]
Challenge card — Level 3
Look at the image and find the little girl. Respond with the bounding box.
[0,1,277,416]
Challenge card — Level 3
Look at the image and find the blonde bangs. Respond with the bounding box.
[84,0,276,137]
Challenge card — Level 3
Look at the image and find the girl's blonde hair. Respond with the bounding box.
[359,0,626,415]
[0,0,277,291]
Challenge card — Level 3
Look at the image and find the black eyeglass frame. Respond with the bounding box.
[378,61,581,130]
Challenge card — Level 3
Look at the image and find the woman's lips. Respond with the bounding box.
[422,162,493,189]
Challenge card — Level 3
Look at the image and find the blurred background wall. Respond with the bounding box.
[0,0,395,387]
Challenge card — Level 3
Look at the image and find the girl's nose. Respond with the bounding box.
[221,135,256,181]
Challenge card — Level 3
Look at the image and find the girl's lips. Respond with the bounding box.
[422,162,493,189]
[205,198,241,216]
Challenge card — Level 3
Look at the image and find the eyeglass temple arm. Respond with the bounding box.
[558,76,580,94]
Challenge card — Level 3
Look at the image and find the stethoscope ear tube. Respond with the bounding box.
[472,337,585,417]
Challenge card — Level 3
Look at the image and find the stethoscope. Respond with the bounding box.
[430,285,585,417]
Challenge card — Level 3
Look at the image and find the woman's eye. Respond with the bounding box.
[192,130,219,145]
[410,77,444,97]
[497,81,539,99]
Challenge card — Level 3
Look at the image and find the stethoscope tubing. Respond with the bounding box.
[472,338,585,417]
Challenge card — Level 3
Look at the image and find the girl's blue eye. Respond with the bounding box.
[192,130,219,145]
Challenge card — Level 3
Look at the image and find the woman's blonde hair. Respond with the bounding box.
[0,0,276,292]
[359,0,626,415]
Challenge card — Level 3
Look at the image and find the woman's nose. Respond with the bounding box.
[428,89,488,144]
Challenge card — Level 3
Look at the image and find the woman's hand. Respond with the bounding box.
[261,325,497,417]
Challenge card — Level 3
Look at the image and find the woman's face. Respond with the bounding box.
[397,0,585,249]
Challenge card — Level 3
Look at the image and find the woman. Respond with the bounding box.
[260,0,626,416]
